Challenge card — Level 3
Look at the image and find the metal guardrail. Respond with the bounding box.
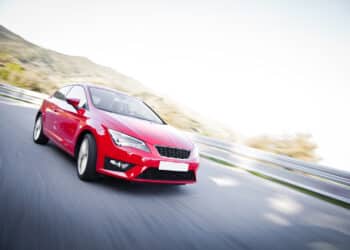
[0,82,349,203]
[192,134,350,186]
[190,135,350,204]
[0,83,48,105]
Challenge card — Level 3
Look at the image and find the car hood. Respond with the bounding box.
[103,112,194,149]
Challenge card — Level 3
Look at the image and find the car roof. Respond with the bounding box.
[64,83,129,96]
[63,82,143,101]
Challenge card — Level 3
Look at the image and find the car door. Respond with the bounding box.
[43,86,72,141]
[56,85,88,153]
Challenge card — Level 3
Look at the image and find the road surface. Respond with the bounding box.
[0,100,349,250]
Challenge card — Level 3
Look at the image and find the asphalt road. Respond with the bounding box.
[0,100,349,250]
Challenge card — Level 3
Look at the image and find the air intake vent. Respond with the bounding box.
[137,168,195,181]
[156,146,191,159]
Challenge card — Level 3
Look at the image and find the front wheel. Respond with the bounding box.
[77,134,97,181]
[33,114,49,144]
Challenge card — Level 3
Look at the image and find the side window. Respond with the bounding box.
[66,86,88,109]
[53,86,72,100]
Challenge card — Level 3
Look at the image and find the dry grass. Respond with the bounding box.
[245,133,319,162]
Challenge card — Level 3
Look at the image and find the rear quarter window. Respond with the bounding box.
[53,86,72,100]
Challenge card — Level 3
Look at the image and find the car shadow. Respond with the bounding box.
[46,141,76,163]
[98,176,189,196]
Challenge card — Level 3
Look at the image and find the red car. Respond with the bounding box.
[33,84,199,184]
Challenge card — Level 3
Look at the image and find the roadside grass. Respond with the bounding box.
[201,154,350,210]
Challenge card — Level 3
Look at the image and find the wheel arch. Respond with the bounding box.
[35,110,42,120]
[74,129,97,159]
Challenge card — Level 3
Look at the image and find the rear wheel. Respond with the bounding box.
[77,134,97,181]
[33,114,49,144]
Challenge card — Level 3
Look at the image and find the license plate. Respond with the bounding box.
[159,161,189,172]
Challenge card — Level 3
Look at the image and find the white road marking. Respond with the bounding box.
[268,195,303,215]
[210,176,239,187]
[264,213,291,226]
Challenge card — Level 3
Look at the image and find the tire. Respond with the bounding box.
[33,114,49,144]
[77,134,97,181]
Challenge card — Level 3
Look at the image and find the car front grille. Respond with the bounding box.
[137,168,195,181]
[156,146,191,159]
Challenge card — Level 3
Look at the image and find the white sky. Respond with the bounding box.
[1,0,350,171]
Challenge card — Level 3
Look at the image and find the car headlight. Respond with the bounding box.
[108,129,150,152]
[192,145,199,158]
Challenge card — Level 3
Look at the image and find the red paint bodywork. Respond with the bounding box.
[39,84,199,184]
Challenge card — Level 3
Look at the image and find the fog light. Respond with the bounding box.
[110,160,131,170]
[110,160,120,167]
[104,157,134,172]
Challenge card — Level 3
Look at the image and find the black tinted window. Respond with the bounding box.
[53,86,71,100]
[66,86,88,109]
[89,87,164,124]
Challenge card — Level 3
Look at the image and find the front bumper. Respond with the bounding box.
[95,136,199,184]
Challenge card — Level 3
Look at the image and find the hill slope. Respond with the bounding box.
[0,25,235,139]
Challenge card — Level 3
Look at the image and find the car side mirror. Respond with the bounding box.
[66,98,80,109]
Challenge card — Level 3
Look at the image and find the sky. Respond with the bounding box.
[1,0,350,170]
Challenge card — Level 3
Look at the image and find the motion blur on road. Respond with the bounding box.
[0,99,349,250]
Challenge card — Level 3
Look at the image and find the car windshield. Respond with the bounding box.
[89,87,164,124]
